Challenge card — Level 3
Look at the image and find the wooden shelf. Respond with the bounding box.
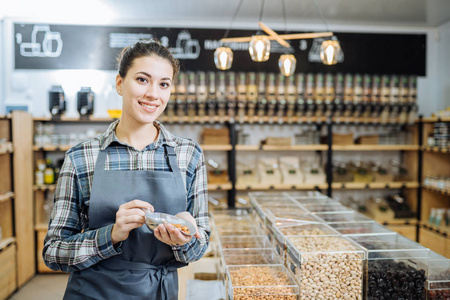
[159,115,230,123]
[35,224,49,232]
[0,142,13,154]
[332,144,419,151]
[33,185,56,191]
[0,237,16,251]
[422,146,450,153]
[33,145,72,152]
[235,183,327,191]
[420,222,450,237]
[332,181,419,189]
[33,116,114,122]
[208,182,232,191]
[201,144,232,151]
[235,144,328,151]
[262,144,328,151]
[422,117,450,123]
[0,191,14,204]
[423,186,450,196]
[377,219,418,226]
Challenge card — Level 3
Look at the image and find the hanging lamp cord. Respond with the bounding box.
[223,0,244,39]
[312,0,330,32]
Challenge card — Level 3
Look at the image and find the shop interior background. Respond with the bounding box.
[0,0,449,117]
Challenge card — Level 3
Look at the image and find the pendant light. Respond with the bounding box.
[249,35,270,62]
[278,54,297,76]
[214,47,233,70]
[277,0,296,76]
[213,0,244,70]
[320,39,342,65]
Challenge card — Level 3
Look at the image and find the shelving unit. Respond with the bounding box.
[0,115,17,300]
[419,117,450,257]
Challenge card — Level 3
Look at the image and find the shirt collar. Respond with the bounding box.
[100,120,177,150]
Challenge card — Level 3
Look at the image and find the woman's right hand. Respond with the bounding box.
[111,199,154,245]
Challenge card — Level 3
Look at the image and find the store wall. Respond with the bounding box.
[0,1,448,117]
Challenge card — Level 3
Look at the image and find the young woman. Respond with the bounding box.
[43,40,210,300]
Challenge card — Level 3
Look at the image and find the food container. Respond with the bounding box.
[272,222,338,265]
[328,221,395,236]
[219,248,283,275]
[426,251,450,300]
[302,203,353,213]
[217,235,272,254]
[286,235,365,299]
[211,208,255,228]
[215,224,261,237]
[227,264,299,300]
[315,211,372,223]
[348,233,429,299]
[250,196,302,231]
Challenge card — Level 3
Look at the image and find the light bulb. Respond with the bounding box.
[278,54,297,76]
[249,35,270,62]
[214,47,233,70]
[320,40,342,65]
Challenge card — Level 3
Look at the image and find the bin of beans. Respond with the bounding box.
[286,235,365,300]
[272,222,339,265]
[227,264,299,300]
[348,233,429,300]
[426,251,450,300]
[328,221,395,236]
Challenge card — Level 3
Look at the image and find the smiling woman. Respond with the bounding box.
[42,40,210,300]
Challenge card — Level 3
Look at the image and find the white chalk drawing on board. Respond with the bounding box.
[162,31,200,60]
[307,37,344,63]
[16,25,63,58]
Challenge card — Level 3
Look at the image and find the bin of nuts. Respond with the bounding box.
[227,264,299,300]
[217,235,272,254]
[426,251,450,300]
[348,233,429,300]
[286,235,365,300]
[315,211,372,223]
[215,224,261,237]
[272,222,339,265]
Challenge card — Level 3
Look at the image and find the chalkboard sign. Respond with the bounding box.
[14,23,426,75]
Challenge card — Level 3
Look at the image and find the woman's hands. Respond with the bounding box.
[111,200,154,245]
[154,211,201,247]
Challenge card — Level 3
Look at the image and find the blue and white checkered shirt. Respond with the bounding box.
[43,120,210,272]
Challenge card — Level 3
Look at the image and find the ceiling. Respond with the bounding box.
[105,0,450,29]
[4,0,450,30]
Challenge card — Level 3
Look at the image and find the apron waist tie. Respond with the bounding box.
[104,256,178,299]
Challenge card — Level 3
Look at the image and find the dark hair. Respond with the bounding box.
[116,40,180,79]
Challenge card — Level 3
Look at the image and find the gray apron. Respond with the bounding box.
[64,145,187,300]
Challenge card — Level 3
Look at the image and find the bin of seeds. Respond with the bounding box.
[217,235,272,254]
[286,235,365,300]
[250,194,303,231]
[425,251,450,300]
[227,264,299,300]
[328,221,394,236]
[272,221,338,265]
[348,233,429,300]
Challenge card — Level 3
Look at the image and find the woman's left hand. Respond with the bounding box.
[153,211,201,247]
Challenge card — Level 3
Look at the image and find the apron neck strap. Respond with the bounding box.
[164,145,179,173]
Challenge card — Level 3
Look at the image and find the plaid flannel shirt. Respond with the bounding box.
[43,120,210,272]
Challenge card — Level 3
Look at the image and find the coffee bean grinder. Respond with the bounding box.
[48,85,66,117]
[77,87,95,117]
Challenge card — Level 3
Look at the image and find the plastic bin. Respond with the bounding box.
[215,224,262,237]
[348,233,429,299]
[286,234,365,299]
[426,251,450,300]
[217,235,272,254]
[315,211,372,223]
[227,264,299,300]
[302,203,353,213]
[328,221,395,236]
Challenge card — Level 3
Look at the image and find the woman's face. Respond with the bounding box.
[116,55,173,125]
